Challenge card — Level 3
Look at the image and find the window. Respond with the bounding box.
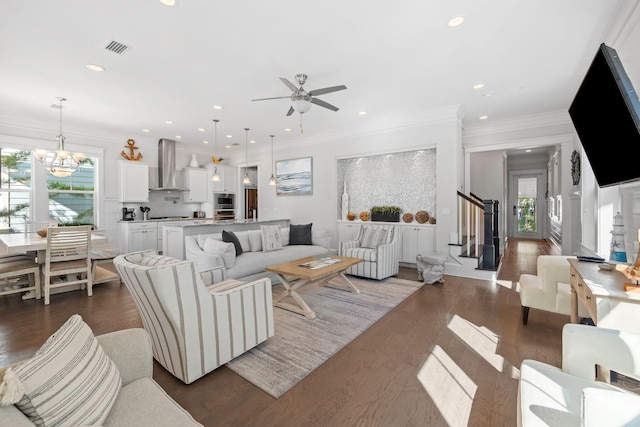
[46,157,96,226]
[0,148,32,233]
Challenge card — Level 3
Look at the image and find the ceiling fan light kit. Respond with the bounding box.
[252,73,346,133]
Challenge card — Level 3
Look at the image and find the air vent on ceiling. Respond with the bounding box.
[105,40,129,55]
[50,104,63,109]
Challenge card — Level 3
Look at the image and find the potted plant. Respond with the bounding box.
[370,206,402,222]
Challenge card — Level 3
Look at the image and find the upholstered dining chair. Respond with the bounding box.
[114,250,275,384]
[338,224,400,280]
[0,254,41,301]
[42,225,92,305]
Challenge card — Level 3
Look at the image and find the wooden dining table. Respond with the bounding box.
[0,231,109,299]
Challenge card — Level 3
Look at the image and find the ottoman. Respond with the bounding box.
[416,252,447,284]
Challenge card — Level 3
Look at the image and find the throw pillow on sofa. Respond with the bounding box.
[0,314,121,426]
[203,238,236,268]
[261,225,283,252]
[247,230,263,252]
[289,223,313,245]
[222,230,243,256]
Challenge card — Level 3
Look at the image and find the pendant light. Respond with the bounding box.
[269,134,276,186]
[242,128,251,185]
[34,97,86,177]
[211,119,221,182]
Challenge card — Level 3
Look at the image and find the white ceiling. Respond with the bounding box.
[0,0,636,152]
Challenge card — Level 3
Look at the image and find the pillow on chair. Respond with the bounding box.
[360,227,388,248]
[0,314,121,426]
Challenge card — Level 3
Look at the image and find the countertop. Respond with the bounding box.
[161,218,289,228]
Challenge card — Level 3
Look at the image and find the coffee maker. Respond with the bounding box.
[122,207,136,221]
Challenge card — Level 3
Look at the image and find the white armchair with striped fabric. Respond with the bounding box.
[113,250,274,384]
[338,224,400,280]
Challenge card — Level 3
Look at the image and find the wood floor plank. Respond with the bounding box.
[0,238,566,426]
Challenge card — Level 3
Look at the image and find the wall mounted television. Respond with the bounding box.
[568,43,640,187]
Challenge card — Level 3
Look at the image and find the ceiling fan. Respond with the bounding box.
[252,73,347,116]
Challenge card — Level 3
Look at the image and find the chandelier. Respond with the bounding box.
[34,97,85,177]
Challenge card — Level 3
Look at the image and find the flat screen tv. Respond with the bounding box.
[568,43,640,187]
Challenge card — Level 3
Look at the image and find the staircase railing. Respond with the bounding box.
[456,191,484,256]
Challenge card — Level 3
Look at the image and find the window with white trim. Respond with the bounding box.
[0,148,31,233]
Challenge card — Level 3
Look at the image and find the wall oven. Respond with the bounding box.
[214,193,236,220]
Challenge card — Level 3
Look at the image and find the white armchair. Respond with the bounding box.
[338,224,399,280]
[519,255,588,325]
[113,250,274,384]
[518,324,640,426]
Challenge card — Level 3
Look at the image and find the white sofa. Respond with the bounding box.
[185,227,330,283]
[518,324,640,426]
[0,327,202,427]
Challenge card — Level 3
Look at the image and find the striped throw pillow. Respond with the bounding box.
[9,314,121,426]
[360,227,388,249]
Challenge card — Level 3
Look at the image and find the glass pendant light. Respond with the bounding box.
[242,128,251,185]
[269,134,276,186]
[34,97,86,177]
[211,119,221,182]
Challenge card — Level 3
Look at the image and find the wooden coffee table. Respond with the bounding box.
[266,255,362,319]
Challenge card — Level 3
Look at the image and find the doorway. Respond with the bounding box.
[508,171,546,240]
[245,188,258,220]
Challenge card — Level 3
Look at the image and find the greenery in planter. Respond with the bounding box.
[371,206,402,215]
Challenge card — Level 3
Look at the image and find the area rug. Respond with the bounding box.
[226,275,423,398]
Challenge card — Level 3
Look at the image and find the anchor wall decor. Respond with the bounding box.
[121,139,143,161]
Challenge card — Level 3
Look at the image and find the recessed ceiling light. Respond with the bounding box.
[359,111,367,115]
[203,140,209,144]
[165,120,174,124]
[213,105,223,110]
[250,140,256,144]
[86,64,105,72]
[224,145,231,149]
[142,129,150,133]
[159,0,176,6]
[481,93,493,98]
[197,128,205,132]
[284,128,291,132]
[175,135,182,139]
[479,115,489,120]
[473,83,484,90]
[226,134,232,138]
[447,16,464,27]
[525,149,532,153]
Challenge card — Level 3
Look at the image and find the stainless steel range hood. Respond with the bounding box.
[149,138,187,192]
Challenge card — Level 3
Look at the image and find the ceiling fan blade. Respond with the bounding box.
[311,97,339,112]
[252,96,291,101]
[280,78,298,92]
[286,106,295,116]
[309,85,347,96]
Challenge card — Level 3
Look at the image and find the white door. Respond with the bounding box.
[509,171,545,239]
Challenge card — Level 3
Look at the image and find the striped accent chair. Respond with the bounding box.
[338,224,400,280]
[113,250,274,384]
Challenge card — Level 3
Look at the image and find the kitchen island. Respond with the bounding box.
[162,218,290,259]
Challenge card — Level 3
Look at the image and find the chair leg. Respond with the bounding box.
[522,306,529,325]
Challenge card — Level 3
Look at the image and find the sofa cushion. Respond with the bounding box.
[289,223,312,245]
[203,238,236,268]
[6,314,121,426]
[222,230,243,256]
[247,230,263,252]
[261,225,283,252]
[360,226,388,248]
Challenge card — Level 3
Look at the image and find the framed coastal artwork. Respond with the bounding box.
[276,156,313,196]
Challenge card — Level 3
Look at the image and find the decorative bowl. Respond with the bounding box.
[598,262,614,271]
[36,229,47,238]
[359,211,370,221]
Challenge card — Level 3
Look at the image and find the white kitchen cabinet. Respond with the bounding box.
[119,222,158,253]
[119,161,149,202]
[209,164,238,193]
[399,224,435,263]
[182,168,208,202]
[337,221,363,243]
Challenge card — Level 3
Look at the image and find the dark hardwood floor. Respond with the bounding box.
[0,238,564,426]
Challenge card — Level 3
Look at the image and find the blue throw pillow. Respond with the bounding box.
[222,230,243,256]
[289,223,313,245]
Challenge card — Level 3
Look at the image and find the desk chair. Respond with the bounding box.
[43,225,92,305]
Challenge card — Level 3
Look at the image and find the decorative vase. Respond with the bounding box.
[188,154,199,168]
[341,182,349,220]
